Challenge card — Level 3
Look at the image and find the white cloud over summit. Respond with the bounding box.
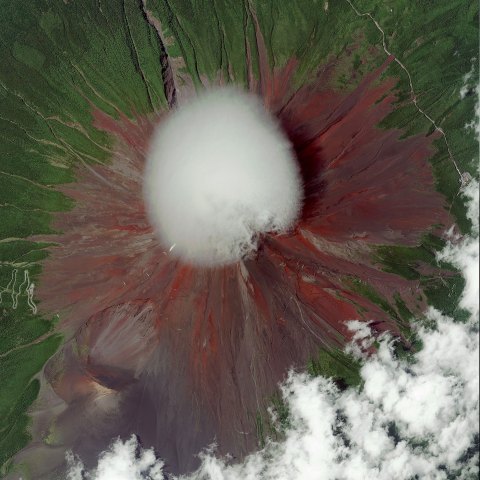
[143,88,303,266]
[67,184,479,480]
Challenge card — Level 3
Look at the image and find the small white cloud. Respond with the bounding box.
[438,181,479,318]
[67,436,165,480]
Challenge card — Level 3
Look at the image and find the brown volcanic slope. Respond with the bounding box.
[22,38,452,475]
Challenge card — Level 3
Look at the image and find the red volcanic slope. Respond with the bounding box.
[31,45,451,474]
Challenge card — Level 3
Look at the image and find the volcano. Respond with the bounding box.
[24,28,451,477]
[0,1,477,479]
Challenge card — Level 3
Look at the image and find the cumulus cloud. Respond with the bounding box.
[67,181,479,480]
[143,88,303,266]
[66,436,164,480]
[438,181,479,318]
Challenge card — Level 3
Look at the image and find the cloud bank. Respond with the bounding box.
[143,88,303,266]
[67,180,479,479]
